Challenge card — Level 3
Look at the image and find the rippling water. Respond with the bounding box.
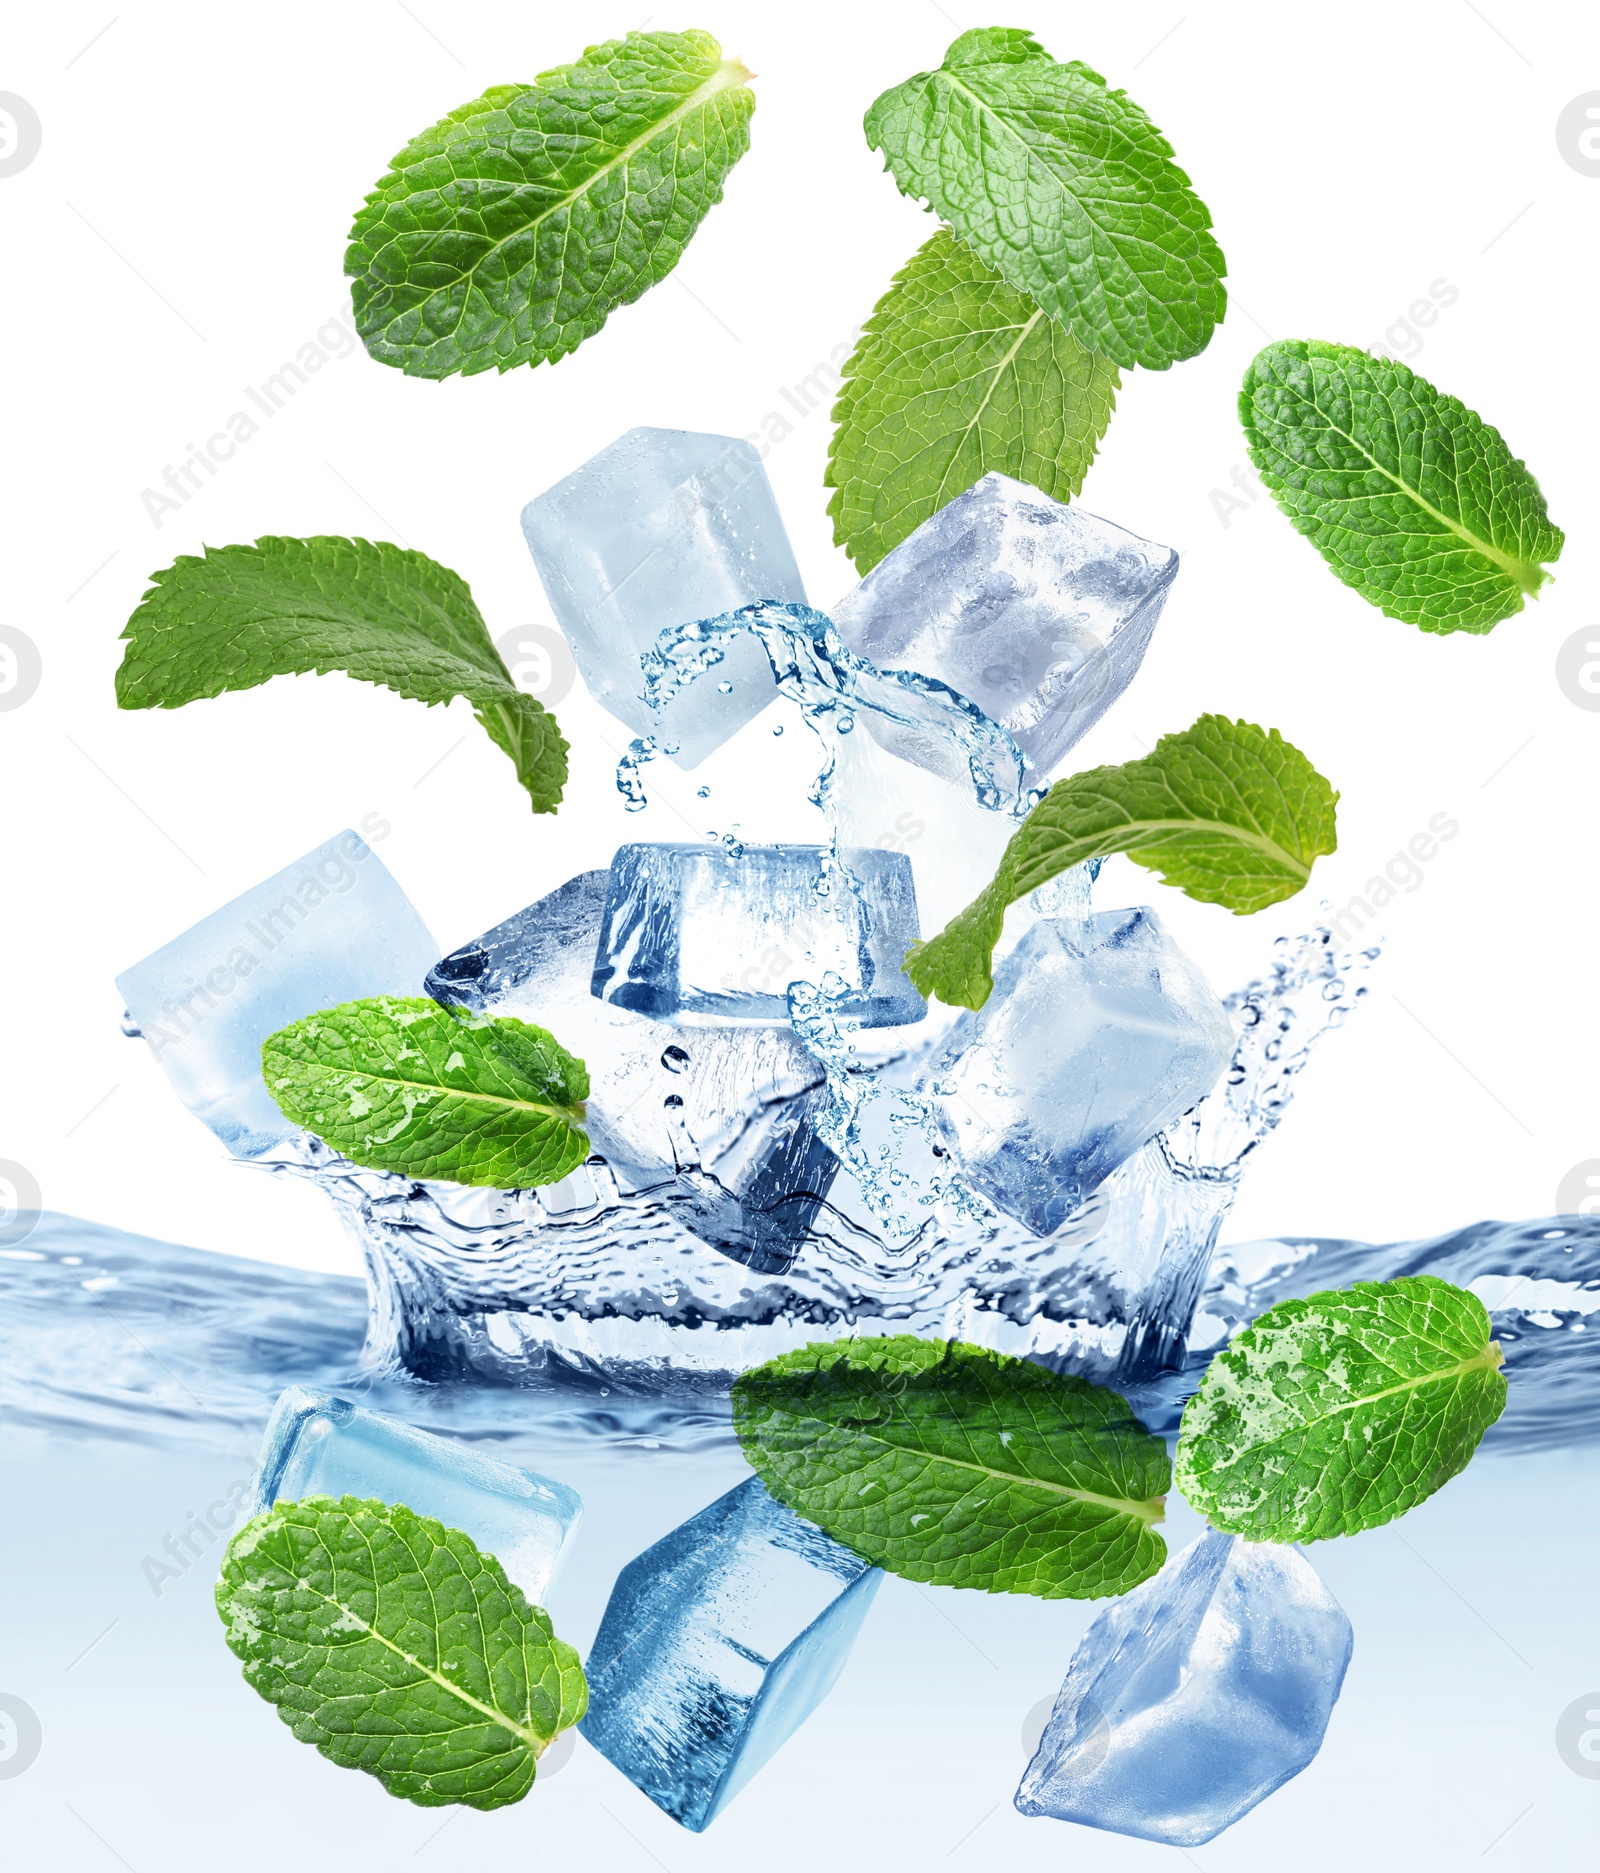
[257,922,1376,1391]
[5,1207,1594,1455]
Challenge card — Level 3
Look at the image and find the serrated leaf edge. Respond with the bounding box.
[905,717,1336,1008]
[223,1503,557,1758]
[1247,355,1552,600]
[866,45,1224,369]
[355,54,754,345]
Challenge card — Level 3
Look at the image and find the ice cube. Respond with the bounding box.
[930,908,1233,1236]
[593,843,926,1029]
[1016,1527,1352,1846]
[427,869,841,1271]
[116,830,438,1158]
[582,1476,880,1831]
[252,1385,581,1605]
[521,428,807,768]
[833,473,1176,779]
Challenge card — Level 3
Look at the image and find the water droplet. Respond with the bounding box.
[772,723,784,736]
[717,680,733,693]
[663,1093,684,1109]
[661,1045,690,1073]
[696,785,710,799]
[837,712,855,734]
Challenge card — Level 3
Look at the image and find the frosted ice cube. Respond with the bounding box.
[931,907,1233,1236]
[593,842,926,1028]
[1016,1528,1352,1846]
[427,870,840,1270]
[521,428,807,768]
[116,830,438,1158]
[833,473,1176,779]
[252,1385,581,1605]
[582,1476,880,1831]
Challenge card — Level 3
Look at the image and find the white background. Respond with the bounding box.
[2,0,1597,1276]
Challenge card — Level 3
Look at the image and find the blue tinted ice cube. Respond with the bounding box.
[253,1385,581,1605]
[427,870,840,1270]
[592,843,926,1028]
[1016,1528,1352,1846]
[116,830,438,1158]
[931,907,1232,1236]
[582,1476,880,1831]
[521,428,806,768]
[833,474,1176,780]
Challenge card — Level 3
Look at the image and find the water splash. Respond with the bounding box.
[1126,1215,1600,1450]
[621,602,1039,826]
[240,923,1381,1394]
[783,860,1109,1239]
[79,603,1386,1401]
[616,601,1052,1237]
[0,1213,732,1451]
[5,1203,1596,1455]
[277,588,1388,1392]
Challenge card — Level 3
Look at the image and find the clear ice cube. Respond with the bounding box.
[1016,1527,1353,1846]
[593,842,926,1029]
[582,1476,881,1831]
[521,427,807,768]
[252,1385,582,1606]
[832,473,1177,779]
[929,907,1233,1236]
[427,869,841,1271]
[115,830,438,1158]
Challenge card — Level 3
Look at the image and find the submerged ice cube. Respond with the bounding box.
[521,427,807,767]
[116,830,438,1158]
[833,473,1177,779]
[253,1385,581,1605]
[1016,1528,1352,1846]
[593,842,926,1028]
[582,1476,880,1831]
[427,869,840,1270]
[931,907,1233,1236]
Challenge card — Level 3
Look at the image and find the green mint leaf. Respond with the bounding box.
[1175,1276,1507,1542]
[864,29,1226,370]
[826,229,1119,571]
[116,536,568,815]
[346,30,755,378]
[732,1335,1169,1599]
[1241,340,1563,634]
[262,996,590,1189]
[906,715,1338,1009]
[216,1496,586,1809]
